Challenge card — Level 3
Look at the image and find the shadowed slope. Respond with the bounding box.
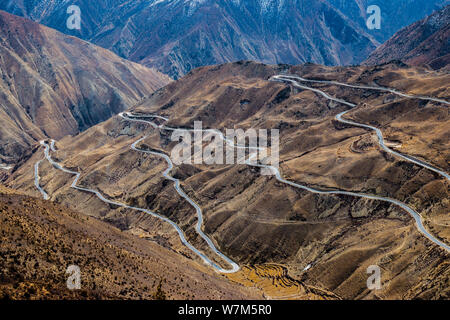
[365,5,450,69]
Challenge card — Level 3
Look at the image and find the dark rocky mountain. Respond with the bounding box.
[0,10,170,163]
[8,61,449,299]
[1,0,447,78]
[327,0,448,43]
[365,5,450,69]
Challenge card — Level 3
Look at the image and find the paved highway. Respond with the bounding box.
[122,112,450,252]
[33,75,450,276]
[271,75,450,181]
[38,139,240,273]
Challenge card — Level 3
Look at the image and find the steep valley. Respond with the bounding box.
[365,5,450,70]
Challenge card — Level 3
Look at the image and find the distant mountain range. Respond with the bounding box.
[1,0,447,78]
[326,0,448,42]
[365,5,450,70]
[0,10,169,162]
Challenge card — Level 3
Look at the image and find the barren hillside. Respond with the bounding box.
[7,61,448,299]
[0,185,260,300]
[0,10,170,165]
[365,5,450,69]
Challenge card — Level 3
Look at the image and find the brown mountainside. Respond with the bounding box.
[7,61,449,299]
[0,185,260,299]
[0,10,170,164]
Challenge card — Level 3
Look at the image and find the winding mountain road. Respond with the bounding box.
[34,74,450,276]
[130,134,240,272]
[34,158,49,200]
[121,112,450,252]
[37,139,239,273]
[271,75,450,181]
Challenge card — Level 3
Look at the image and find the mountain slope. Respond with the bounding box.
[111,0,378,78]
[0,10,170,164]
[365,5,450,69]
[7,61,449,299]
[0,0,371,78]
[0,185,260,299]
[327,0,449,43]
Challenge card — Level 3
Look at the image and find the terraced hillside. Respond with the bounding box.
[227,264,340,300]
